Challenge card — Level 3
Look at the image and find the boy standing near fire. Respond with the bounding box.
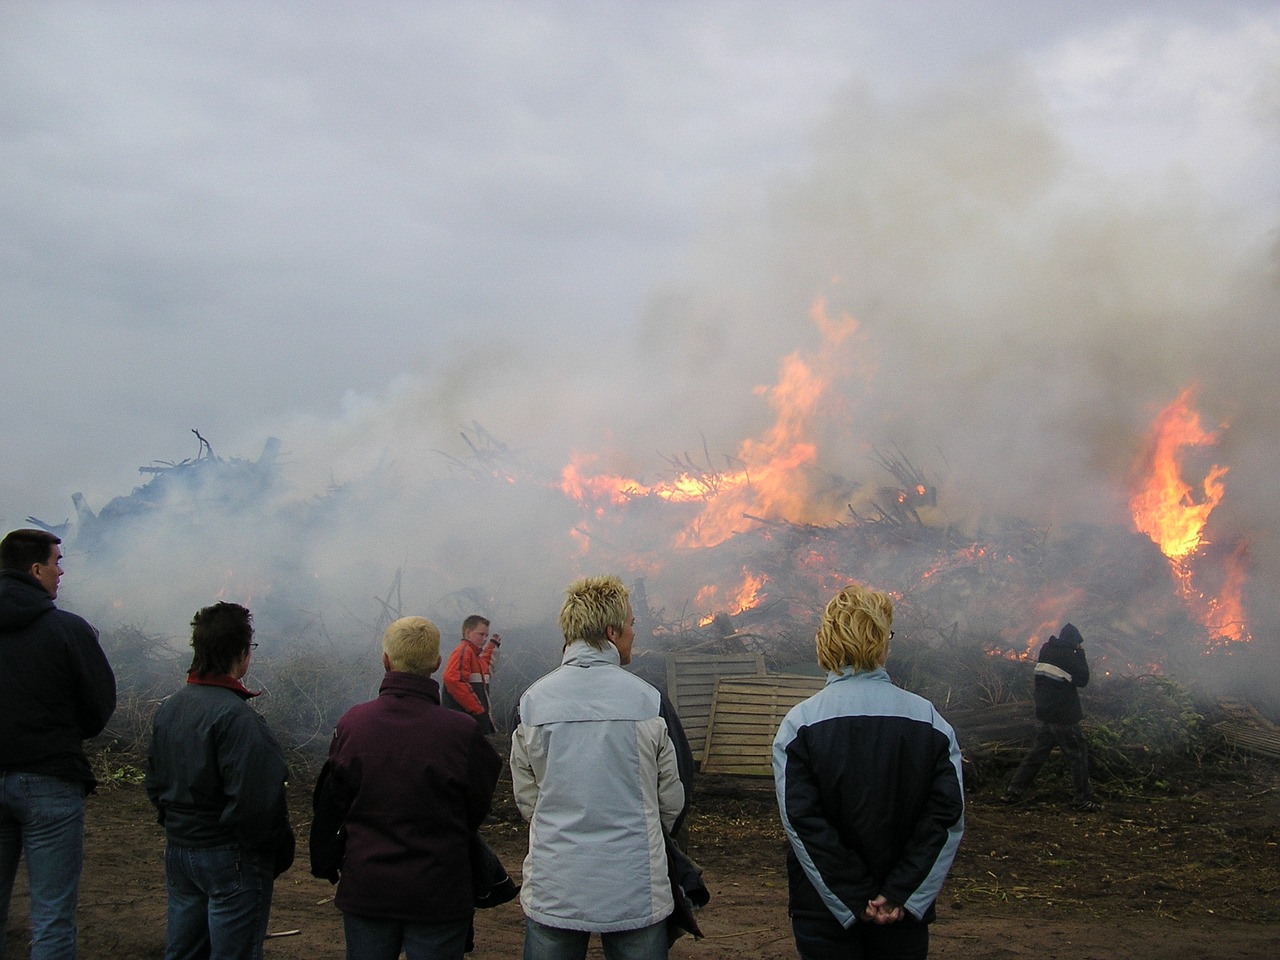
[442,614,501,734]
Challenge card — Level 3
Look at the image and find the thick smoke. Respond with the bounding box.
[51,60,1279,698]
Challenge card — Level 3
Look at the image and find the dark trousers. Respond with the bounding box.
[1009,721,1091,802]
[791,912,928,960]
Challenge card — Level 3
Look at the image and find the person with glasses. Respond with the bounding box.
[773,583,964,960]
[146,602,294,960]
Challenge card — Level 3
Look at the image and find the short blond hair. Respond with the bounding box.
[559,575,630,649]
[816,583,894,673]
[382,616,441,675]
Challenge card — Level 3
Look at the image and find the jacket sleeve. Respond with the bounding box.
[309,759,346,883]
[509,722,540,821]
[218,708,291,862]
[443,644,486,715]
[465,722,502,831]
[774,722,877,927]
[882,722,966,920]
[1071,647,1090,688]
[71,622,117,738]
[652,718,685,835]
[659,693,695,835]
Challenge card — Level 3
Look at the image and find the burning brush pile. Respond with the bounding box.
[29,312,1274,776]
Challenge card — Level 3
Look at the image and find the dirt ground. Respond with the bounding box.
[4,763,1278,959]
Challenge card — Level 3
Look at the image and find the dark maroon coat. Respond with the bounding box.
[318,671,500,922]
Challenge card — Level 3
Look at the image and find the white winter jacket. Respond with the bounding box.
[511,640,684,932]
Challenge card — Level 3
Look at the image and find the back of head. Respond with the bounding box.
[559,575,630,649]
[1058,623,1083,647]
[189,602,253,677]
[383,616,441,674]
[816,583,894,674]
[1,528,60,572]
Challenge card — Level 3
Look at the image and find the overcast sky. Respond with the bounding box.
[3,1,1278,643]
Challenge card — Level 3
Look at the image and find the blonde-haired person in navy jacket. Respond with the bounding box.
[773,583,964,960]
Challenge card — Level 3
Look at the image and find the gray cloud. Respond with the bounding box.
[2,3,1277,682]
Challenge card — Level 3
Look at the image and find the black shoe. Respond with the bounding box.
[999,791,1022,805]
[1071,799,1102,812]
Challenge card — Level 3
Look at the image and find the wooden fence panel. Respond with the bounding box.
[667,654,766,763]
[701,675,825,777]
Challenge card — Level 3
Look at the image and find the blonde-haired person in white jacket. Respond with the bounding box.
[511,575,684,960]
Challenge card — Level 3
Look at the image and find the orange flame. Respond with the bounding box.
[1128,387,1226,560]
[1129,388,1249,648]
[558,297,865,551]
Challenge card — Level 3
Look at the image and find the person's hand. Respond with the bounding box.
[489,633,502,647]
[860,895,904,924]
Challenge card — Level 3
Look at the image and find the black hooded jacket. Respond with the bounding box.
[1031,623,1089,725]
[0,570,117,790]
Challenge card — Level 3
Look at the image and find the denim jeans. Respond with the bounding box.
[0,772,86,960]
[522,917,668,960]
[791,912,929,960]
[342,911,472,960]
[1008,721,1092,803]
[163,843,274,960]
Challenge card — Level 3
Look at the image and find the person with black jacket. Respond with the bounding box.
[146,602,293,960]
[1001,622,1099,811]
[1,528,117,959]
[773,583,964,960]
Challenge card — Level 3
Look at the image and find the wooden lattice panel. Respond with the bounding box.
[701,674,826,777]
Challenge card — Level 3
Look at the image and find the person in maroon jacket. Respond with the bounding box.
[313,616,501,960]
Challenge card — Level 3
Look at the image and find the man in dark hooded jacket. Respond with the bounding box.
[1001,623,1099,811]
[0,528,117,958]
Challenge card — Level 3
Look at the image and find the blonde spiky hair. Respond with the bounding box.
[559,575,630,650]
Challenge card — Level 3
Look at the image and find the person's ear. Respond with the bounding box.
[433,655,442,673]
[382,652,392,672]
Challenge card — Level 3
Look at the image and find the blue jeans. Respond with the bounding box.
[791,912,929,960]
[342,911,472,960]
[0,772,86,960]
[163,843,274,960]
[522,917,668,960]
[1008,721,1092,803]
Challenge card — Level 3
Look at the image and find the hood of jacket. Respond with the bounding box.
[0,570,55,632]
[1057,623,1083,647]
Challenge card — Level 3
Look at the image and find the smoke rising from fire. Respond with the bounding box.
[17,16,1280,700]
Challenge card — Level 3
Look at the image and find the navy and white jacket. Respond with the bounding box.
[772,667,964,927]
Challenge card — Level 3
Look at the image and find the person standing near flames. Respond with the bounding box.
[511,575,684,960]
[1001,622,1100,812]
[773,583,964,960]
[146,602,294,960]
[0,528,117,960]
[442,614,501,734]
[311,615,502,960]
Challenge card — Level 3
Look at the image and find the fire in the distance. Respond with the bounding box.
[1128,387,1250,650]
[559,301,1252,667]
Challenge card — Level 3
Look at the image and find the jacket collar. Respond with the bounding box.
[379,670,442,702]
[186,671,260,699]
[561,639,621,668]
[826,665,890,686]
